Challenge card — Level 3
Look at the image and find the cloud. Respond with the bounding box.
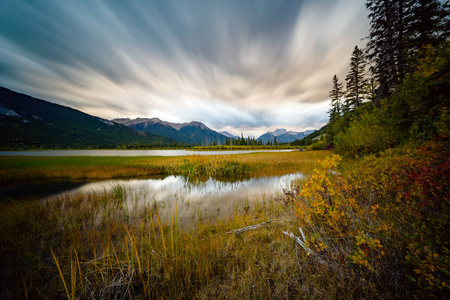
[0,0,369,137]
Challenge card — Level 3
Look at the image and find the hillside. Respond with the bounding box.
[0,87,173,149]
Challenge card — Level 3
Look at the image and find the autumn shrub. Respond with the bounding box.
[286,138,449,297]
[307,140,326,151]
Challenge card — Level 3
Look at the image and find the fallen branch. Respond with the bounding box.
[227,221,271,234]
[283,227,327,265]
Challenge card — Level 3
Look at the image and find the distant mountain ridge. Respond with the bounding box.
[220,131,240,139]
[0,86,317,149]
[257,128,316,144]
[113,118,228,145]
[0,87,173,149]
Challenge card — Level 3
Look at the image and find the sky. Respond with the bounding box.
[0,0,370,137]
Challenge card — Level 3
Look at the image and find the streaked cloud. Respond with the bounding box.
[0,0,369,136]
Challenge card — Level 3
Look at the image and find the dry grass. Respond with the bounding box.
[0,186,334,299]
[0,151,331,183]
[0,150,333,299]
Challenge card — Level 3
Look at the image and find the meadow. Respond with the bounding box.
[0,151,329,183]
[1,147,448,299]
[0,151,328,299]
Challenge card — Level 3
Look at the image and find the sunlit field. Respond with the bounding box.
[0,150,331,299]
[0,151,331,183]
[1,144,449,298]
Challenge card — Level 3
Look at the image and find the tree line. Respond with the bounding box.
[327,0,449,157]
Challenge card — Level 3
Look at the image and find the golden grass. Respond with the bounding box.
[0,150,331,183]
[2,147,440,298]
[0,186,316,299]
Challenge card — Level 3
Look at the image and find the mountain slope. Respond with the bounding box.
[0,87,173,149]
[114,118,228,145]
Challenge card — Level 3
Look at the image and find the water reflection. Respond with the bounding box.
[0,149,295,157]
[1,174,304,224]
[0,180,89,200]
[47,174,305,224]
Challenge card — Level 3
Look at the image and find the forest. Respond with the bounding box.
[289,0,450,297]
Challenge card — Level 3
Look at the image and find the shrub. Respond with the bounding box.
[283,139,450,297]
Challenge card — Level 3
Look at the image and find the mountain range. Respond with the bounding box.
[256,128,316,144]
[0,87,173,149]
[112,118,229,145]
[0,86,316,149]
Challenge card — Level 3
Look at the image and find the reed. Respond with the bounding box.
[0,183,318,299]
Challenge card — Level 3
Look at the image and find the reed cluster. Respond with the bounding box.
[181,155,245,178]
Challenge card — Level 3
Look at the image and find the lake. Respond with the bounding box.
[1,173,304,225]
[0,149,295,157]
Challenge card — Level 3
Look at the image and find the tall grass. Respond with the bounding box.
[2,145,445,298]
[181,155,245,178]
[0,186,312,299]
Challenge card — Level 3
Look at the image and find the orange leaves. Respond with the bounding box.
[288,139,449,295]
[289,154,387,275]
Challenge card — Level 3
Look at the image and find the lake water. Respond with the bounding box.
[1,173,304,224]
[0,149,296,157]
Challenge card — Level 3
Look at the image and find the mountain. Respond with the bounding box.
[0,87,173,149]
[271,129,288,136]
[257,128,317,144]
[291,125,327,146]
[113,118,229,145]
[220,131,240,139]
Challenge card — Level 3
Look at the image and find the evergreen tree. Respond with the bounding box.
[404,0,449,63]
[365,0,448,99]
[366,0,408,98]
[329,75,344,122]
[345,46,367,110]
[364,68,379,106]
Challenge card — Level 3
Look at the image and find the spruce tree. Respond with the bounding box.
[366,0,408,98]
[404,0,449,63]
[329,75,344,123]
[345,46,367,110]
[365,0,448,99]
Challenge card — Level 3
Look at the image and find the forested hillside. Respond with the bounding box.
[0,87,174,149]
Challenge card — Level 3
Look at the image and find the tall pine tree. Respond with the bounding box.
[329,75,344,123]
[365,0,448,99]
[404,0,449,63]
[345,46,367,110]
[366,0,408,98]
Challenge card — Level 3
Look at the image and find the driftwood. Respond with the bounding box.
[283,227,327,266]
[227,221,272,234]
